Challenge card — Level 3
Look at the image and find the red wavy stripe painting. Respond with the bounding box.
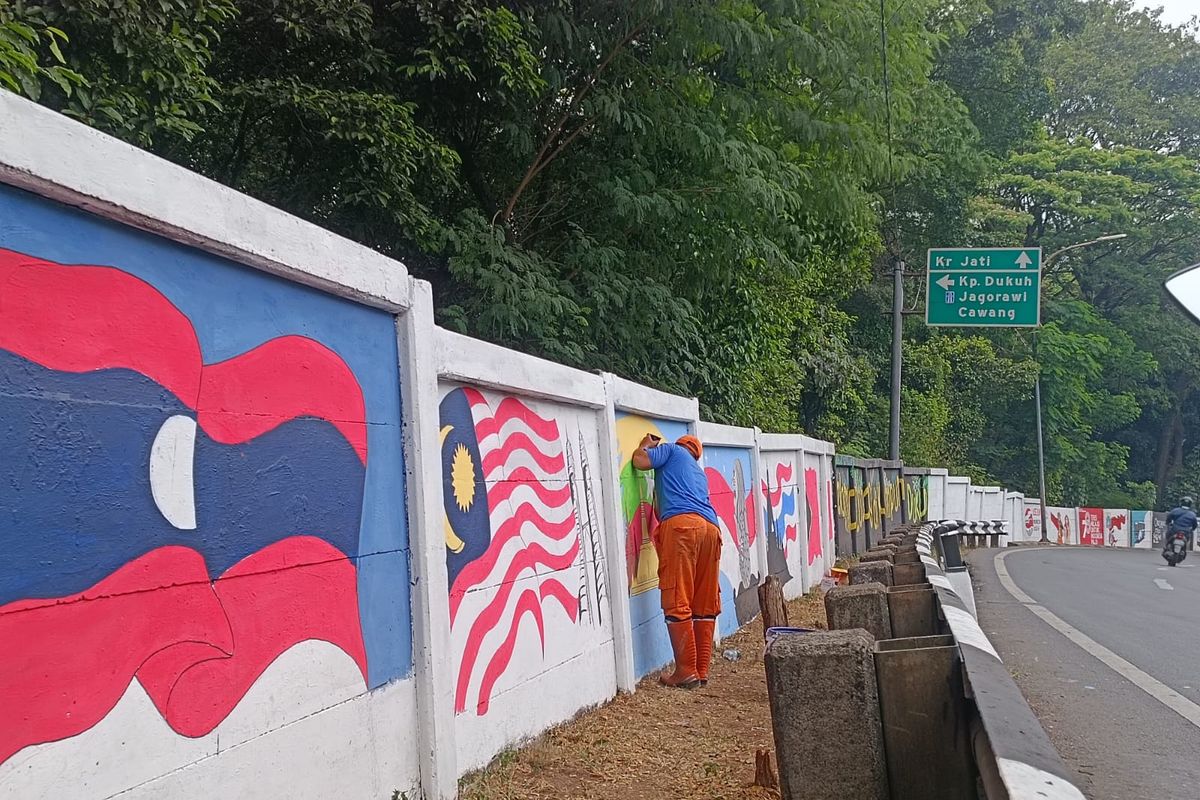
[708,467,758,547]
[0,537,365,763]
[472,583,579,715]
[451,391,580,715]
[0,248,367,462]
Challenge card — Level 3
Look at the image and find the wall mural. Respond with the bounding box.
[1023,501,1043,542]
[440,387,606,716]
[1078,507,1104,546]
[1132,510,1153,549]
[1152,512,1168,549]
[1047,507,1077,545]
[804,467,823,566]
[761,457,798,587]
[703,446,761,637]
[615,413,688,677]
[0,189,409,776]
[902,473,930,524]
[1104,509,1129,548]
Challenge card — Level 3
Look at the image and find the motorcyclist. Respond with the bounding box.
[1163,496,1199,556]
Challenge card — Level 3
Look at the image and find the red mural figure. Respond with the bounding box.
[0,248,371,764]
[805,468,822,566]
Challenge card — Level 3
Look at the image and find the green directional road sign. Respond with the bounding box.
[925,247,1041,327]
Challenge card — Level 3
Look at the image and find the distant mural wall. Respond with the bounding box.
[439,385,614,770]
[1132,510,1153,549]
[833,457,910,554]
[0,187,414,796]
[1047,507,1078,545]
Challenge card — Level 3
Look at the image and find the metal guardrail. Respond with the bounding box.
[922,522,1085,800]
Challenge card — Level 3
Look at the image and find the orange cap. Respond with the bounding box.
[676,435,703,460]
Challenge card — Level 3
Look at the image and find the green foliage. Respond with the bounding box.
[6,0,1200,510]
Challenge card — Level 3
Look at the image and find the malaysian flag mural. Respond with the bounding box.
[440,387,605,717]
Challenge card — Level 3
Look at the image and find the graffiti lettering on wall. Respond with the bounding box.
[835,481,899,533]
[761,459,797,585]
[440,387,606,716]
[0,232,408,770]
[904,476,929,523]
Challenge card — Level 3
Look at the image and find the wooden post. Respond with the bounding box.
[759,575,789,638]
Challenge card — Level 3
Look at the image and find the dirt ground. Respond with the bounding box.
[458,589,829,800]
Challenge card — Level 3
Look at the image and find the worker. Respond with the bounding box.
[632,433,722,688]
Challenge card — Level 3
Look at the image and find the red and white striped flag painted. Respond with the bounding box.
[450,389,579,716]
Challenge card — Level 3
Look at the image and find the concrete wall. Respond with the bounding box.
[833,457,921,554]
[434,331,620,772]
[759,433,837,601]
[2,89,1163,799]
[0,93,427,799]
[945,476,971,520]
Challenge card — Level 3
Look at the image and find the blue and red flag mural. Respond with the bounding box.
[0,187,409,766]
[440,387,604,716]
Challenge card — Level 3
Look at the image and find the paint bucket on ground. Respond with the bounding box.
[763,623,820,657]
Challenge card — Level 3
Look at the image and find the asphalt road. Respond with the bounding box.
[969,546,1200,800]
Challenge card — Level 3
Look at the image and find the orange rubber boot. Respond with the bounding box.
[660,619,699,688]
[693,617,716,686]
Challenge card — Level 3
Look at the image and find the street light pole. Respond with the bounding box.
[1034,336,1050,542]
[1033,233,1127,543]
[890,256,904,461]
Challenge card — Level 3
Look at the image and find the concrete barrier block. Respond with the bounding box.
[826,583,892,641]
[887,587,938,639]
[766,630,890,800]
[859,549,895,564]
[850,560,894,587]
[874,636,974,800]
[893,562,926,585]
[894,550,920,564]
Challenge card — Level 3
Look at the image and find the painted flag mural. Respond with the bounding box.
[0,209,408,772]
[440,387,606,717]
[761,457,798,591]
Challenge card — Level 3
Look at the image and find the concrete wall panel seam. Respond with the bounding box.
[398,282,459,799]
[599,375,638,691]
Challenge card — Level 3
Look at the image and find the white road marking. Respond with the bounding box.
[1155,578,1174,591]
[995,550,1200,730]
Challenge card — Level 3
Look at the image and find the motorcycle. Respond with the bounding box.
[1164,530,1189,566]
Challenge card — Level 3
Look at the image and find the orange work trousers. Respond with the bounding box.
[656,513,722,621]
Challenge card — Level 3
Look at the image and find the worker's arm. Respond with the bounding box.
[631,434,661,471]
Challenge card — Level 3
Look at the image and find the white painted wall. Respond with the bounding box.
[946,477,971,520]
[928,469,948,521]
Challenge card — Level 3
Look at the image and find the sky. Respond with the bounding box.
[1142,0,1199,26]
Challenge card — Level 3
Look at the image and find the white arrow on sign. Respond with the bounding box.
[1016,250,1033,268]
[936,274,954,291]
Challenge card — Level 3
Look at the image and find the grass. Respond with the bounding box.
[457,588,829,800]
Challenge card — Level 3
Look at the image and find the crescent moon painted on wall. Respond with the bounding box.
[149,414,198,530]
